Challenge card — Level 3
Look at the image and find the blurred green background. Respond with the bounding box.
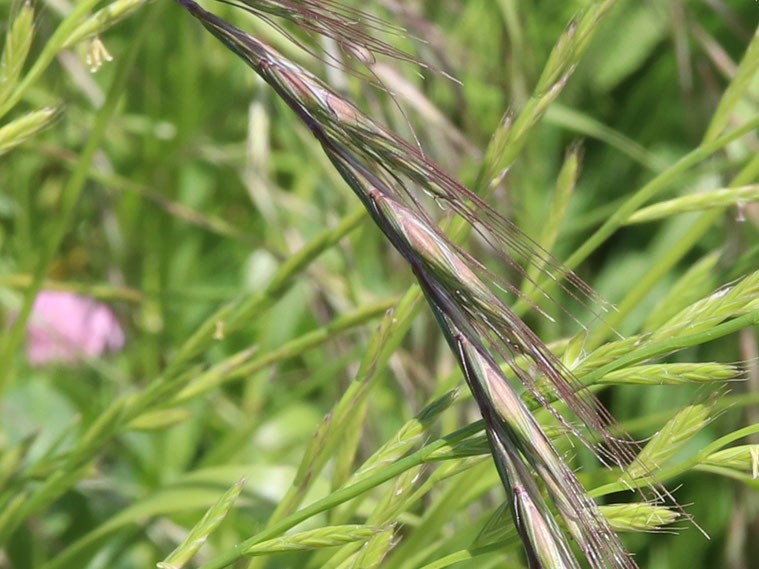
[1,1,758,568]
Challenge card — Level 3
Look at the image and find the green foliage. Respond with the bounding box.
[1,1,758,568]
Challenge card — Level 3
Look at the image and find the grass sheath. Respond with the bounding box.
[172,1,696,568]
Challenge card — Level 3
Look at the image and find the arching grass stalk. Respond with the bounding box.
[173,1,662,567]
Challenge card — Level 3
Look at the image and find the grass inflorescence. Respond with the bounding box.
[1,1,758,569]
[169,1,660,567]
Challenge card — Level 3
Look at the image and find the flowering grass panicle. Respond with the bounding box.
[174,1,672,567]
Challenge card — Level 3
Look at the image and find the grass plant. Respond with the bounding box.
[1,1,758,568]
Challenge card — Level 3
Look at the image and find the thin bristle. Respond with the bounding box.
[211,0,457,85]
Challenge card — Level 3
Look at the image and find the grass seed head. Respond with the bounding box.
[600,503,680,533]
[0,107,61,156]
[173,3,671,567]
[158,479,246,569]
[0,1,34,103]
[456,331,638,569]
[703,444,759,479]
[242,525,381,556]
[600,362,739,386]
[491,432,582,569]
[628,404,713,479]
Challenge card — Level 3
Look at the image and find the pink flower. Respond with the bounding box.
[25,291,125,366]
